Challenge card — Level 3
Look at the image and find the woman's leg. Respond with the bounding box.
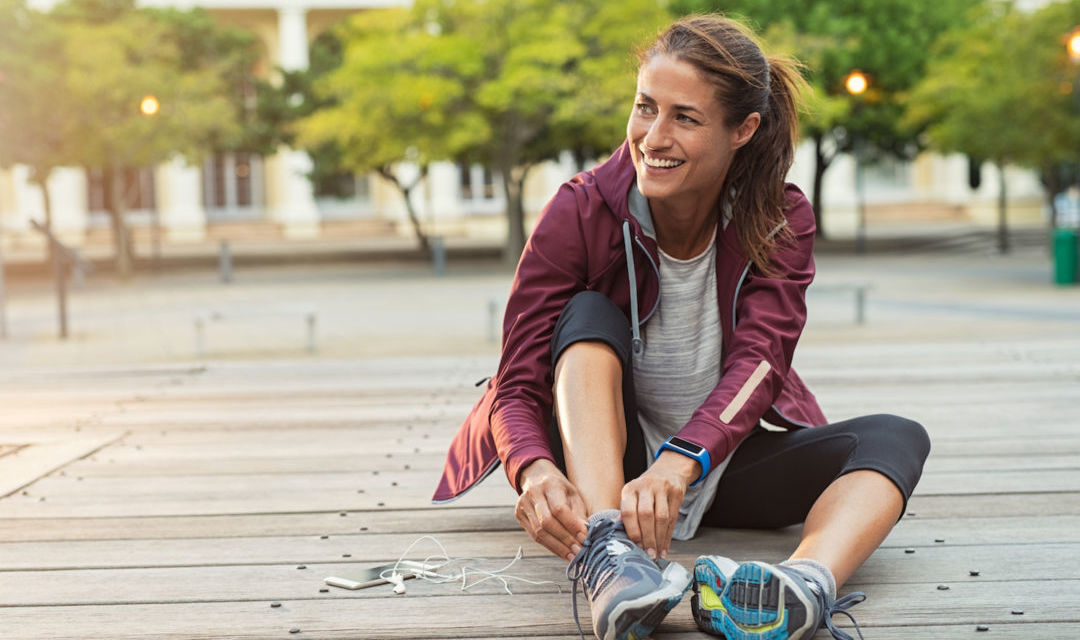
[553,340,627,513]
[547,292,689,640]
[546,291,647,509]
[693,415,929,639]
[788,468,903,587]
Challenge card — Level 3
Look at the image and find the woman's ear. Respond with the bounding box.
[732,112,761,150]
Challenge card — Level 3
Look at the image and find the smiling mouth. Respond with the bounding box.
[640,149,685,169]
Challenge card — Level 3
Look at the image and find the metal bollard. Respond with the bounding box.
[487,298,499,343]
[432,236,446,277]
[219,240,233,284]
[71,250,85,289]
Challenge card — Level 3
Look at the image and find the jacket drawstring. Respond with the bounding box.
[622,220,644,355]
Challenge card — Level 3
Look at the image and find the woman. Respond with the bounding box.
[434,14,929,640]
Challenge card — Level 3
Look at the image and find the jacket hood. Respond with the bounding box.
[590,141,639,227]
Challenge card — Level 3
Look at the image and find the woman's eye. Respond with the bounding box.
[676,113,698,124]
[635,103,654,114]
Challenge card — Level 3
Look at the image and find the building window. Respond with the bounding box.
[460,164,474,201]
[86,167,156,213]
[314,171,374,219]
[315,171,370,201]
[459,163,496,201]
[203,152,263,219]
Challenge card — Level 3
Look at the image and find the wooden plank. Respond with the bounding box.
[0,431,126,498]
[3,491,1073,541]
[912,468,1080,495]
[1,516,1078,571]
[0,543,1074,607]
[50,450,1080,479]
[0,507,519,542]
[8,462,1077,516]
[0,580,1077,639]
[904,493,1079,518]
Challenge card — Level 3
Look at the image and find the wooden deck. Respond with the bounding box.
[2,338,1079,639]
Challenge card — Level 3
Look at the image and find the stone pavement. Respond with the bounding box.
[0,241,1077,369]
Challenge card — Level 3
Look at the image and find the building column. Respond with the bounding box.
[46,168,89,246]
[156,156,207,243]
[268,5,320,239]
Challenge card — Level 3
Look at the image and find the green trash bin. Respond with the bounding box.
[1053,228,1079,285]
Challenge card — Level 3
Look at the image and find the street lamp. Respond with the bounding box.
[845,70,869,255]
[140,95,160,117]
[139,94,162,266]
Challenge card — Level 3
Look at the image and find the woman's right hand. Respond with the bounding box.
[515,458,589,562]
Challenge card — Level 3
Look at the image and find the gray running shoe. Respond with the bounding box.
[566,517,691,640]
[692,559,866,640]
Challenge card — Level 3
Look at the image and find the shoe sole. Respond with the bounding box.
[606,561,693,640]
[692,561,814,640]
[691,556,739,637]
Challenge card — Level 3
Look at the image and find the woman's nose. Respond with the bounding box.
[643,118,670,150]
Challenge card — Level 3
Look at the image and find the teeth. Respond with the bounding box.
[641,152,684,168]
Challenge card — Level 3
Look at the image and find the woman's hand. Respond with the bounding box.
[515,459,589,562]
[620,452,698,559]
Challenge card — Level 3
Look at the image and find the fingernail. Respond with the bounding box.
[647,548,656,560]
[660,549,668,559]
[571,543,582,555]
[577,532,587,544]
[566,553,575,562]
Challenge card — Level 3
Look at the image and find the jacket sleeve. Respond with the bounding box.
[490,184,590,493]
[676,187,816,467]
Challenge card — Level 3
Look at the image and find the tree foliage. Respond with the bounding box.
[1,0,261,275]
[297,0,668,260]
[671,0,981,234]
[905,0,1080,249]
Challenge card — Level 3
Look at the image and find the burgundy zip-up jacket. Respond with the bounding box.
[433,141,827,504]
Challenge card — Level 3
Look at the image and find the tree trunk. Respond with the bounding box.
[1041,166,1061,230]
[31,171,55,266]
[812,133,833,238]
[378,166,431,257]
[499,159,532,264]
[997,161,1009,255]
[107,166,134,278]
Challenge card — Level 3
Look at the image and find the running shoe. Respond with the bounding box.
[567,517,692,640]
[691,558,866,640]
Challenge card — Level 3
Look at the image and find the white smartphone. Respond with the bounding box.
[324,560,440,590]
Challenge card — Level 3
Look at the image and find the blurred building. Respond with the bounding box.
[0,0,1051,259]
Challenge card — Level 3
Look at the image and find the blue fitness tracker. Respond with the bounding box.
[655,436,711,487]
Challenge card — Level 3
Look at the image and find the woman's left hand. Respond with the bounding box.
[620,452,699,560]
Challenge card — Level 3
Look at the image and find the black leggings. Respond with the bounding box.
[547,290,931,528]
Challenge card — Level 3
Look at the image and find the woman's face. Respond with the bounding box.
[627,54,757,212]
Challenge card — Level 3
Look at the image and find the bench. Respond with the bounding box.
[194,307,317,356]
[810,283,872,324]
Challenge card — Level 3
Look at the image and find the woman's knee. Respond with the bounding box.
[554,340,622,381]
[551,291,632,369]
[878,414,931,463]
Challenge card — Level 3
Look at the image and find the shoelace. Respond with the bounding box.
[814,584,867,640]
[566,519,621,640]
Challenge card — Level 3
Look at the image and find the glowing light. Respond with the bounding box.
[140,95,160,116]
[845,70,868,96]
[1069,28,1080,63]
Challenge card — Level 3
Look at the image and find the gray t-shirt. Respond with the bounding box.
[628,186,734,540]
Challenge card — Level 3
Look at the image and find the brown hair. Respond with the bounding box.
[640,15,806,275]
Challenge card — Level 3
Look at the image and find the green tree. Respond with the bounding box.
[906,1,1080,253]
[672,0,981,236]
[298,0,668,261]
[0,0,80,262]
[49,0,242,276]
